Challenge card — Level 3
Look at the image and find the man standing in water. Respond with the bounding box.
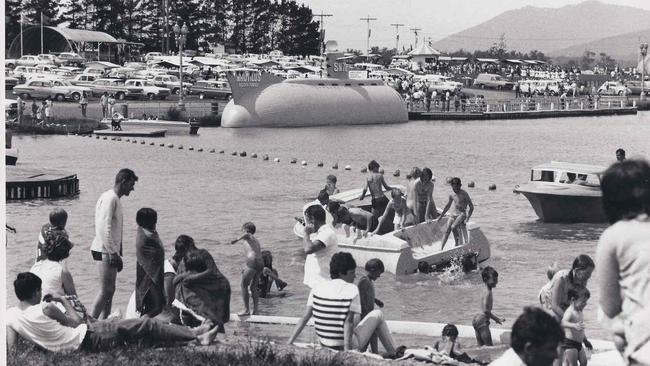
[302,205,338,289]
[360,160,392,220]
[90,169,138,319]
[438,177,473,249]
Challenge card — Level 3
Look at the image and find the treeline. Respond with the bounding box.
[5,0,321,55]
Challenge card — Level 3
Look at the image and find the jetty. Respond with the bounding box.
[93,129,167,137]
[409,106,637,121]
[6,167,80,200]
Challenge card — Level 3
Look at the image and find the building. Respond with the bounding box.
[407,43,441,69]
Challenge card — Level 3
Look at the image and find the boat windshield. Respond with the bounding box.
[558,172,600,186]
[531,170,556,182]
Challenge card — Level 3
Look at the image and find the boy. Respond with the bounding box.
[438,177,474,249]
[36,208,69,263]
[358,259,386,353]
[325,174,340,195]
[360,160,392,218]
[327,201,375,239]
[473,266,505,347]
[230,222,263,315]
[373,188,408,234]
[560,287,593,366]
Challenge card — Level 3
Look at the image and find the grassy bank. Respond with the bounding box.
[8,335,442,366]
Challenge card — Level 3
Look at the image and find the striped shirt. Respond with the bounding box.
[307,279,361,348]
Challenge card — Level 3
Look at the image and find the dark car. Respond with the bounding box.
[89,78,143,100]
[188,80,232,100]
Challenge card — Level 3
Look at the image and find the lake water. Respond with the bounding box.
[6,112,649,342]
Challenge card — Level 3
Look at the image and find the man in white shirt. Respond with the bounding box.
[90,168,138,319]
[302,205,338,288]
[289,252,397,356]
[489,307,563,366]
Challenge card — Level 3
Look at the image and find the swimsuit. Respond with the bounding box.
[560,338,583,352]
[472,312,490,330]
[246,256,264,271]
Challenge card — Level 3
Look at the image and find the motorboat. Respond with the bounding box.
[293,187,491,275]
[100,113,199,134]
[513,162,607,223]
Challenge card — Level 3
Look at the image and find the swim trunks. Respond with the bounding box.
[371,196,389,214]
[91,250,103,261]
[560,338,583,352]
[393,214,402,225]
[472,312,490,330]
[246,256,264,271]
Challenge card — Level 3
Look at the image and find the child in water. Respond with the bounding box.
[438,177,474,249]
[472,266,505,346]
[230,222,263,315]
[258,250,288,298]
[561,287,593,366]
[357,258,386,352]
[325,174,340,195]
[36,208,69,262]
[373,188,408,234]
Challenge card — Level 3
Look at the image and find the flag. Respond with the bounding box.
[396,34,399,40]
[368,29,371,38]
[414,30,418,36]
[320,29,326,43]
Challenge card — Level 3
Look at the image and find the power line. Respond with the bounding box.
[390,23,404,52]
[410,27,421,48]
[312,12,333,56]
[360,15,377,60]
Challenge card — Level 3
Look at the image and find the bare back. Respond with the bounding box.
[367,173,386,199]
[563,305,585,343]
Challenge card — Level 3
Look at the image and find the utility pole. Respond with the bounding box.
[312,12,333,57]
[410,27,421,49]
[360,15,377,61]
[390,23,404,54]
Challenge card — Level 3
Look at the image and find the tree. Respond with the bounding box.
[59,0,90,29]
[487,33,507,59]
[370,46,396,66]
[272,0,319,55]
[22,0,60,26]
[580,50,596,70]
[5,0,22,49]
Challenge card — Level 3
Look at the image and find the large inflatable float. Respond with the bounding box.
[221,53,408,128]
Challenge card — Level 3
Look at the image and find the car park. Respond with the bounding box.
[13,78,91,101]
[54,52,86,67]
[472,73,515,90]
[123,79,171,100]
[16,55,45,67]
[188,80,232,99]
[5,70,19,90]
[597,81,632,96]
[89,78,143,100]
[82,67,106,76]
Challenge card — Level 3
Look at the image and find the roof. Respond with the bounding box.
[85,61,121,69]
[285,65,321,74]
[476,58,499,63]
[408,43,441,56]
[532,162,606,174]
[46,26,119,43]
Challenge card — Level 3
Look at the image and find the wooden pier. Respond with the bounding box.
[6,167,80,200]
[409,106,637,121]
[93,129,167,137]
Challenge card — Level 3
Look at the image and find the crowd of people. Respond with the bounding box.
[6,155,650,366]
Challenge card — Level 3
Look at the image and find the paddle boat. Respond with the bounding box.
[101,113,200,134]
[293,187,491,275]
[513,162,607,223]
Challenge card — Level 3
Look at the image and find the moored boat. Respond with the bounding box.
[293,187,491,275]
[513,162,607,223]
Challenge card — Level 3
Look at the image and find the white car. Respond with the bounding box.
[150,74,185,94]
[70,74,98,87]
[16,55,45,67]
[37,54,57,64]
[598,81,632,96]
[144,52,163,61]
[13,77,91,101]
[124,79,171,100]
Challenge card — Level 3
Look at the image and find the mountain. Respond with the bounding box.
[550,29,650,64]
[432,1,650,55]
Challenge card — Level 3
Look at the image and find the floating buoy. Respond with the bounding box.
[219,150,225,154]
[274,158,280,163]
[290,158,297,164]
[168,143,174,148]
[489,184,497,191]
[446,177,453,184]
[102,136,107,140]
[393,169,400,177]
[468,181,475,188]
[301,160,307,166]
[126,138,130,142]
[188,146,194,151]
[160,143,165,146]
[360,167,367,173]
[150,142,155,146]
[379,168,384,175]
[96,136,100,139]
[332,163,339,170]
[111,137,116,141]
[197,148,203,152]
[344,165,351,171]
[117,138,122,141]
[231,151,237,156]
[132,140,137,144]
[209,148,216,153]
[317,161,324,167]
[140,140,145,144]
[178,145,183,149]
[263,154,269,161]
[239,151,246,157]
[251,153,257,158]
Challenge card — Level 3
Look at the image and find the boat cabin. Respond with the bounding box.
[530,162,605,186]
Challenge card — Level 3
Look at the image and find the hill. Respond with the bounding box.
[549,28,650,64]
[432,0,650,54]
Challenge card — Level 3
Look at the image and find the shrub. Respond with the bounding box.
[166,106,183,121]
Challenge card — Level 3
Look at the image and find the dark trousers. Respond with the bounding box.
[81,317,194,351]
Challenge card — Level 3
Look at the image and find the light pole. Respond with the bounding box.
[641,42,648,100]
[173,23,188,111]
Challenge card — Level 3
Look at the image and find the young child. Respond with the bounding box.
[435,324,462,355]
[438,177,474,249]
[561,287,593,366]
[472,266,505,347]
[327,201,375,239]
[357,258,385,352]
[325,174,340,195]
[230,222,263,315]
[36,208,69,263]
[258,250,288,298]
[373,188,408,235]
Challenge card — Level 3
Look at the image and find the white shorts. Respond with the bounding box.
[393,214,402,225]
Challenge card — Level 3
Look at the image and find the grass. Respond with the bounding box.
[7,335,416,366]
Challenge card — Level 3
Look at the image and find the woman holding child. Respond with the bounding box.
[538,254,594,321]
[596,159,650,364]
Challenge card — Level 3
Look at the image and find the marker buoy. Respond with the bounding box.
[140,140,145,144]
[468,181,475,188]
[189,146,194,151]
[251,153,257,158]
[168,143,174,148]
[263,154,269,161]
[274,158,280,163]
[332,163,339,170]
[219,150,225,154]
[126,139,130,142]
[209,148,216,153]
[150,142,155,146]
[393,169,400,177]
[110,137,116,141]
[239,151,246,157]
[446,177,453,184]
[489,184,497,191]
[117,138,122,141]
[197,148,203,152]
[301,160,307,166]
[231,151,237,156]
[96,136,100,139]
[102,136,107,140]
[160,143,165,146]
[178,145,183,149]
[132,140,137,144]
[344,165,351,171]
[317,161,324,167]
[360,167,367,173]
[379,168,384,174]
[290,158,297,164]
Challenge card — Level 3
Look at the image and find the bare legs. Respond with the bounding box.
[91,258,118,319]
[239,267,259,316]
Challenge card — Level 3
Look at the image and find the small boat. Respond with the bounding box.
[513,162,607,223]
[5,130,18,165]
[101,114,199,134]
[293,187,491,275]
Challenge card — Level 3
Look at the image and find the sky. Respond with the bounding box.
[297,0,650,52]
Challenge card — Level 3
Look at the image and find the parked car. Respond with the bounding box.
[188,80,232,99]
[124,79,171,100]
[54,52,86,67]
[16,55,45,67]
[89,78,143,100]
[598,81,632,96]
[5,70,19,90]
[70,74,98,87]
[414,74,463,93]
[625,80,650,96]
[37,54,58,64]
[472,73,515,90]
[34,64,58,74]
[144,52,163,61]
[518,79,562,96]
[150,74,186,94]
[13,78,91,101]
[82,67,106,76]
[5,58,18,69]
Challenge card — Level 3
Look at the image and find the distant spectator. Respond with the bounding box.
[79,93,88,118]
[100,92,109,118]
[615,148,626,162]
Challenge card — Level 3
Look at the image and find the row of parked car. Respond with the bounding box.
[5,53,86,69]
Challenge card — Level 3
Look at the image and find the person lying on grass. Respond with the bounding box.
[6,272,219,353]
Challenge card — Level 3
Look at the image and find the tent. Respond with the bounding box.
[407,43,441,67]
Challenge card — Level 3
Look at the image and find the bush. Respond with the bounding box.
[166,106,183,121]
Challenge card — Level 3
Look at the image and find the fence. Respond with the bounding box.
[407,96,633,113]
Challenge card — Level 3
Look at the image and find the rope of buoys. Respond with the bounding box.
[344,165,351,170]
[210,148,215,153]
[189,146,194,151]
[150,142,155,146]
[489,184,497,190]
[239,151,246,157]
[197,148,203,152]
[132,140,137,144]
[231,151,237,156]
[178,145,183,149]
